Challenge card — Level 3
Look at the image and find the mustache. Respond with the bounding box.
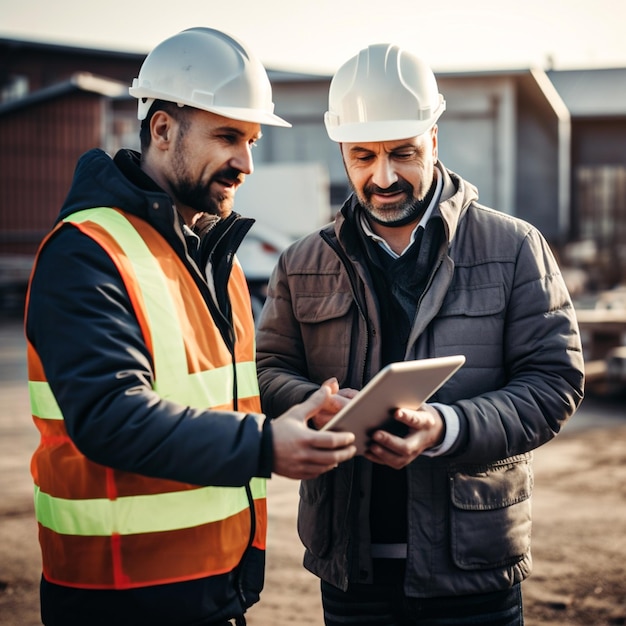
[214,166,245,185]
[363,180,413,196]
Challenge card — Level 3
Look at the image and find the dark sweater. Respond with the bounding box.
[358,216,445,547]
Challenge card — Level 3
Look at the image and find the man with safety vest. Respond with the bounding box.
[25,27,356,626]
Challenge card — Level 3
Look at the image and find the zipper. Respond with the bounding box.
[320,226,373,586]
[235,482,256,608]
[320,229,372,388]
[197,214,258,609]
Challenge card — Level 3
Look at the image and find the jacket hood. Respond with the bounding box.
[58,148,172,224]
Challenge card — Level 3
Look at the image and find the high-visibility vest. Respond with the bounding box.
[27,207,266,589]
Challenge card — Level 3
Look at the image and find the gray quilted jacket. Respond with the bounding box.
[256,163,584,597]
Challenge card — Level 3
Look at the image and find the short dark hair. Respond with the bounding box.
[139,100,192,151]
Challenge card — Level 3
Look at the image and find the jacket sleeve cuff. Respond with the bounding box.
[422,403,460,457]
[257,416,274,477]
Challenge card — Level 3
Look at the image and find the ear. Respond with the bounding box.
[150,110,173,151]
[431,125,439,163]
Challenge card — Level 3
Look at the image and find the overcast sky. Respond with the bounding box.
[2,0,625,74]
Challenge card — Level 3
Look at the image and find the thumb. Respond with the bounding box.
[300,384,333,420]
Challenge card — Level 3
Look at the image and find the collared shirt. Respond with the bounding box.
[359,169,459,456]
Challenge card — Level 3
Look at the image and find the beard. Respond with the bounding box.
[171,168,243,218]
[354,177,437,228]
[170,146,244,218]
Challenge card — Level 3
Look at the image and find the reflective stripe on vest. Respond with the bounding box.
[33,479,267,536]
[28,207,266,589]
[29,361,259,421]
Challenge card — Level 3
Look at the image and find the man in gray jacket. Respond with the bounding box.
[256,43,585,625]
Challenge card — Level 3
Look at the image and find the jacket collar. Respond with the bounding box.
[434,162,478,246]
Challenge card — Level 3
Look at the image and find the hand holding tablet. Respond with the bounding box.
[320,355,465,455]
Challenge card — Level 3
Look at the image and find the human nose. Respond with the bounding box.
[371,156,397,189]
[231,144,254,176]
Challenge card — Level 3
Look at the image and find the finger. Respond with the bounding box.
[310,430,356,449]
[320,377,339,394]
[337,387,359,399]
[391,408,423,428]
[288,463,340,480]
[282,448,355,479]
[393,406,439,430]
[300,385,333,418]
[370,429,406,453]
[364,444,406,469]
[302,392,348,425]
[300,444,357,467]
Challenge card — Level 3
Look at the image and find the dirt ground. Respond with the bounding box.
[1,317,625,626]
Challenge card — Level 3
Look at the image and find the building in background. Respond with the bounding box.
[2,36,626,309]
[548,68,626,289]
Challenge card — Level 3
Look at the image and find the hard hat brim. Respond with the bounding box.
[207,105,291,128]
[325,118,437,143]
[130,84,291,127]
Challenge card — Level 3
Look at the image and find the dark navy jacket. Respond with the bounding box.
[27,148,272,625]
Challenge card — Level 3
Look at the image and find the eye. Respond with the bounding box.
[219,133,238,145]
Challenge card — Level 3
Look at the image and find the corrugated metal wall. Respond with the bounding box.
[0,92,102,255]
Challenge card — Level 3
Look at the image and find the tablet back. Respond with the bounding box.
[321,355,465,454]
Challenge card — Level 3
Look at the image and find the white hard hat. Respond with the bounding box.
[324,43,445,142]
[129,27,291,127]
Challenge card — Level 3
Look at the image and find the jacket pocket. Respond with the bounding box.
[293,291,355,385]
[434,284,505,353]
[294,290,354,322]
[297,474,334,558]
[432,284,507,396]
[449,457,532,570]
[439,283,505,318]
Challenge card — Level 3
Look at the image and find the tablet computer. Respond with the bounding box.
[321,355,465,454]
